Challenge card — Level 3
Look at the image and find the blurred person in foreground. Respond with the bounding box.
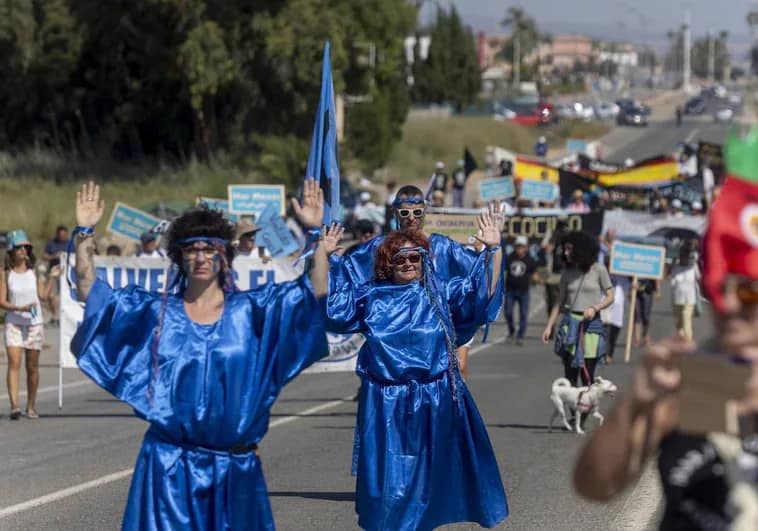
[0,230,58,419]
[70,180,333,529]
[574,131,758,529]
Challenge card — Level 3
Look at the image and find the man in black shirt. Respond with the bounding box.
[505,236,540,345]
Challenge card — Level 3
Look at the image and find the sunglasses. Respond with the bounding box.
[14,245,32,252]
[391,252,422,266]
[181,246,220,259]
[735,281,758,306]
[396,208,425,218]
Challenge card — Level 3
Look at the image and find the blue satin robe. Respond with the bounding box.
[336,233,502,331]
[327,253,509,531]
[71,276,327,531]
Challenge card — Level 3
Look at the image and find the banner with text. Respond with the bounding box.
[59,256,361,372]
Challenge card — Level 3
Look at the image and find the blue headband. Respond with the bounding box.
[392,197,425,208]
[176,237,228,246]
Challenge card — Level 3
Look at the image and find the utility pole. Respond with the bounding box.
[708,29,716,82]
[683,10,691,93]
[513,28,521,88]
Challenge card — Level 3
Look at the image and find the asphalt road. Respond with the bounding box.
[0,105,731,531]
[0,284,711,531]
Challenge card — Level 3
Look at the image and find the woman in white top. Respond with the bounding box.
[0,230,57,419]
[668,243,700,341]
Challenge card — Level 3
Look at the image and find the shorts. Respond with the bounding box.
[4,323,44,350]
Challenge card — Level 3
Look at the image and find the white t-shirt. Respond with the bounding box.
[137,249,166,258]
[670,264,700,305]
[6,269,43,326]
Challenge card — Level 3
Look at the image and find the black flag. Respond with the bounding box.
[464,147,478,177]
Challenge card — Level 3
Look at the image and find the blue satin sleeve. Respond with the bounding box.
[71,279,159,417]
[336,236,383,286]
[446,252,496,345]
[433,235,502,322]
[243,274,328,389]
[325,254,368,334]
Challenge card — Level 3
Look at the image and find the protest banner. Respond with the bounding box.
[255,203,300,257]
[228,184,286,219]
[478,177,514,200]
[425,209,604,245]
[514,156,559,183]
[106,202,162,241]
[519,179,557,202]
[196,196,239,222]
[602,210,706,238]
[609,241,666,363]
[59,256,361,405]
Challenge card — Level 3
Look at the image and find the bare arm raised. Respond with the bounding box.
[75,182,105,302]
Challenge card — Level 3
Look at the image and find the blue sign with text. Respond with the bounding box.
[479,177,515,200]
[107,202,161,242]
[196,197,239,222]
[255,203,300,258]
[519,180,557,202]
[609,241,666,279]
[228,185,286,219]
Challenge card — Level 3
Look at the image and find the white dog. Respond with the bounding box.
[548,376,618,434]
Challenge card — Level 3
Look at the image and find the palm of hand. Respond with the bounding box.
[480,225,500,247]
[77,203,102,227]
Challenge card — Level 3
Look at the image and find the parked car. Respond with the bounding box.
[594,101,620,120]
[713,106,735,123]
[684,97,706,115]
[616,104,649,126]
[537,101,557,125]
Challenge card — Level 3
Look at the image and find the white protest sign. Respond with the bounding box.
[60,256,361,373]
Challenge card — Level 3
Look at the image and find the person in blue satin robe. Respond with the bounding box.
[327,213,509,530]
[337,185,503,329]
[69,180,337,530]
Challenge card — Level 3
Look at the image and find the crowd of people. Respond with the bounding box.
[0,130,754,529]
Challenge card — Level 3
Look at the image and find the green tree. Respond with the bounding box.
[412,6,481,109]
[500,6,539,86]
[691,30,730,80]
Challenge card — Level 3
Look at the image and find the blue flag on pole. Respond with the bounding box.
[305,42,341,224]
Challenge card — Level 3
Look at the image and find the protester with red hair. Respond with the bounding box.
[327,214,509,530]
[573,130,758,529]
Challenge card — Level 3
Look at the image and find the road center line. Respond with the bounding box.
[685,127,700,143]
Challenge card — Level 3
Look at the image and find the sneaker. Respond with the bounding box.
[507,335,515,344]
[25,409,39,419]
[516,338,524,346]
[9,408,21,420]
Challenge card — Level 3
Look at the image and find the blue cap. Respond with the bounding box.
[7,230,31,249]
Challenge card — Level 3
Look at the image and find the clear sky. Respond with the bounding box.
[423,0,756,51]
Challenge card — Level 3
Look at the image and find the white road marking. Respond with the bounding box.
[0,393,355,520]
[0,469,134,519]
[685,127,700,143]
[0,379,92,402]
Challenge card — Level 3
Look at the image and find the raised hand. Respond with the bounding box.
[291,178,324,228]
[76,181,105,228]
[321,222,345,256]
[474,210,501,249]
[631,337,694,410]
[487,200,505,230]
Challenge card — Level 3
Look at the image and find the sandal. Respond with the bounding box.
[10,408,21,420]
[25,409,39,419]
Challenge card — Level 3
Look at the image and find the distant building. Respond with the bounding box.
[545,35,593,71]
